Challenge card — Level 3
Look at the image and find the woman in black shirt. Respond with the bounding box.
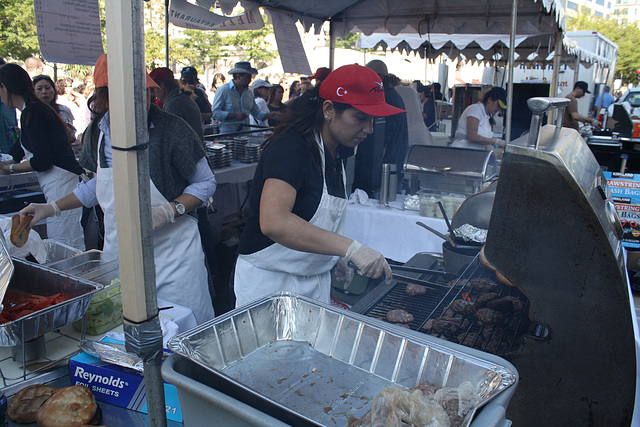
[0,63,85,249]
[234,64,404,307]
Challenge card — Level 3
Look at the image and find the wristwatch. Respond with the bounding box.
[172,200,186,217]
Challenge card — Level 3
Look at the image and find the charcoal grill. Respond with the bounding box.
[355,98,640,426]
[352,253,532,358]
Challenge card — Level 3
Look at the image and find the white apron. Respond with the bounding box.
[95,133,214,324]
[21,145,85,250]
[234,136,348,307]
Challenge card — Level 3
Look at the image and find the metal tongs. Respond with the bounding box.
[416,221,457,247]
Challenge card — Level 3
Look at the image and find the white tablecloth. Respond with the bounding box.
[343,198,448,263]
[213,161,257,185]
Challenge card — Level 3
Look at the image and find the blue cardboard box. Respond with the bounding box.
[69,351,182,422]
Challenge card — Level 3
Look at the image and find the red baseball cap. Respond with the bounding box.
[319,64,405,117]
[310,67,331,81]
[149,67,174,82]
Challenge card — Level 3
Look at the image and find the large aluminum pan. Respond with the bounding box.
[41,239,83,265]
[45,249,117,277]
[0,258,102,346]
[168,292,517,426]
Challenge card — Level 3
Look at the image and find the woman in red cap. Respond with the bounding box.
[233,64,405,308]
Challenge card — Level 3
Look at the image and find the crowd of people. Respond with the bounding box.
[0,53,515,325]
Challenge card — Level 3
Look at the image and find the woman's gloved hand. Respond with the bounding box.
[151,202,175,230]
[344,240,392,283]
[335,258,355,289]
[20,202,60,227]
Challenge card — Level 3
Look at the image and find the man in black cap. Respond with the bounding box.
[181,66,213,124]
[563,81,599,131]
[211,61,274,133]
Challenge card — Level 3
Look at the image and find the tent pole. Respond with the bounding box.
[549,29,563,123]
[505,0,518,144]
[105,1,167,426]
[165,0,170,67]
[329,21,336,70]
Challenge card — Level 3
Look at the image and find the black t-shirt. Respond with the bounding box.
[10,102,83,175]
[238,131,347,255]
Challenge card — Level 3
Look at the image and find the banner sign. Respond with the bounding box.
[169,0,263,31]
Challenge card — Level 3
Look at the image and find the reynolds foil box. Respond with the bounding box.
[69,351,182,422]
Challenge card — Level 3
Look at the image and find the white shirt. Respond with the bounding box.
[451,102,492,150]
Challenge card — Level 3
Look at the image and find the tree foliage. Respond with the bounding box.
[0,0,40,60]
[334,32,363,50]
[568,9,640,84]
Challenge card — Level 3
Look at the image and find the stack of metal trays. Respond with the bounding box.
[168,292,518,427]
[239,142,262,163]
[205,142,232,169]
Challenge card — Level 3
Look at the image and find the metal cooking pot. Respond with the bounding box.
[451,181,497,231]
[442,241,480,274]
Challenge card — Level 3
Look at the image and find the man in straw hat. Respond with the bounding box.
[211,61,275,133]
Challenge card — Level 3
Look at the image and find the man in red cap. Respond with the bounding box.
[310,67,331,85]
[150,67,204,142]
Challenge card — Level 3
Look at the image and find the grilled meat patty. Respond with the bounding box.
[470,278,498,293]
[405,283,427,296]
[386,309,414,323]
[475,308,504,326]
[450,299,477,316]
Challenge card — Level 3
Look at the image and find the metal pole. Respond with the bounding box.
[549,30,563,123]
[165,0,170,67]
[329,21,336,70]
[505,0,518,144]
[104,1,167,426]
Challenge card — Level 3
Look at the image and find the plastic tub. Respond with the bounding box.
[162,355,289,427]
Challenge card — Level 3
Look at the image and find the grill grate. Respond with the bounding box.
[361,254,531,356]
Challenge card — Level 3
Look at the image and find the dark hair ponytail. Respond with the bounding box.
[0,63,65,129]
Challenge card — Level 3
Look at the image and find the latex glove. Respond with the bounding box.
[344,240,392,283]
[20,202,60,227]
[151,202,175,230]
[334,258,355,289]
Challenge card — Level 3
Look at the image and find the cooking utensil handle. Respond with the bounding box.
[526,97,570,149]
[416,221,449,241]
[436,202,454,235]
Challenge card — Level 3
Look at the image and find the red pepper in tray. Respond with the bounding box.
[0,290,73,324]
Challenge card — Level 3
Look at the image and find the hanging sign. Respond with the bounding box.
[34,0,104,65]
[169,0,263,31]
[266,9,311,75]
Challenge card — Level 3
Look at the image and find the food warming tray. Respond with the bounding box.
[167,292,518,426]
[0,258,102,346]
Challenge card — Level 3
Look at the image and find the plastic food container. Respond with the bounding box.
[418,190,466,219]
[72,279,122,335]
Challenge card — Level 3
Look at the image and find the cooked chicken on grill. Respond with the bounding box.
[475,308,504,326]
[386,309,414,323]
[502,296,524,311]
[474,292,499,308]
[486,298,515,312]
[450,299,477,316]
[446,278,469,288]
[428,316,462,335]
[470,278,499,293]
[405,283,427,296]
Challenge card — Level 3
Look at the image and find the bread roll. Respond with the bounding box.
[7,384,58,423]
[10,214,32,248]
[35,385,97,427]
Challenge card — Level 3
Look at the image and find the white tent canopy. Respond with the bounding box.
[356,32,615,69]
[214,0,565,36]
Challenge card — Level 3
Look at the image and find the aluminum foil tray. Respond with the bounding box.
[41,239,83,265]
[0,258,102,346]
[45,250,117,277]
[168,292,517,426]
